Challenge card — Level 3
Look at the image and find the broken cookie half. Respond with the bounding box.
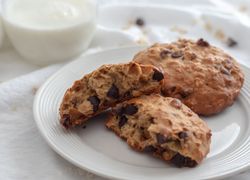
[106,94,211,167]
[59,62,164,129]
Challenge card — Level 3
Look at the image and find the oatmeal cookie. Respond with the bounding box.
[59,62,164,128]
[106,94,211,167]
[133,38,244,115]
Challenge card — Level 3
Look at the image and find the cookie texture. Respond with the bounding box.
[60,62,164,128]
[106,94,211,167]
[133,38,244,115]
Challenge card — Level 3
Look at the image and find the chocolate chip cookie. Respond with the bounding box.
[59,62,164,128]
[106,94,211,167]
[133,38,244,115]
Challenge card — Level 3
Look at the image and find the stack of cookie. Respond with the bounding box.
[59,39,244,167]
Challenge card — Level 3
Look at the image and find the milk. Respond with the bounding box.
[2,0,97,65]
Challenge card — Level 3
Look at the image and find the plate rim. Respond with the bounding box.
[34,45,250,180]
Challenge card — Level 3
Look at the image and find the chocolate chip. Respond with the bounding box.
[171,153,197,167]
[116,107,124,117]
[157,147,166,154]
[160,50,171,59]
[197,38,209,47]
[144,145,157,153]
[153,69,164,81]
[135,18,145,26]
[119,115,128,128]
[156,134,169,144]
[178,132,188,139]
[123,104,138,115]
[62,114,70,129]
[171,51,183,58]
[87,96,100,112]
[227,37,237,47]
[107,84,119,99]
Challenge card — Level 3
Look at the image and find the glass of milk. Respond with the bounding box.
[1,0,97,66]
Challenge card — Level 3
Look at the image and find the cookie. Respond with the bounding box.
[59,62,164,128]
[133,38,244,115]
[106,94,211,167]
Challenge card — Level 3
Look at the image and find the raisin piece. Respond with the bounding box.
[107,84,119,99]
[178,132,188,139]
[87,96,100,112]
[153,70,164,81]
[119,115,128,128]
[171,153,197,167]
[160,49,171,59]
[197,38,209,47]
[144,145,157,153]
[124,104,138,115]
[227,37,237,47]
[171,51,183,58]
[135,18,145,26]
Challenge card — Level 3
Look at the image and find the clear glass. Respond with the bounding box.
[1,0,98,66]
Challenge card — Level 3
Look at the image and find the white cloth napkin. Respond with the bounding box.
[1,1,250,180]
[0,64,105,180]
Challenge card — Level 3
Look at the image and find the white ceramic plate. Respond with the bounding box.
[34,45,250,180]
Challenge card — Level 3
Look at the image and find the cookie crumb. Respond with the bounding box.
[226,38,237,47]
[136,36,149,45]
[170,26,188,35]
[122,20,133,30]
[204,21,212,32]
[82,125,87,129]
[214,29,226,41]
[238,5,248,12]
[32,86,38,95]
[135,18,145,27]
